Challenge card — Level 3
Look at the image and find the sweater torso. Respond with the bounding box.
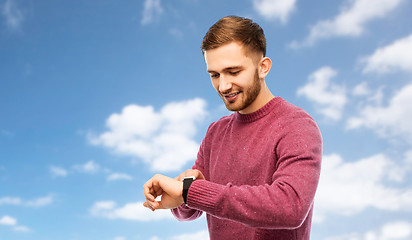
[172,97,322,240]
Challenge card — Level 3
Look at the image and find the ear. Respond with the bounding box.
[258,57,272,79]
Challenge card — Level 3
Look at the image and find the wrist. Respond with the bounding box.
[182,176,196,205]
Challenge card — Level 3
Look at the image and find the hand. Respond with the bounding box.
[142,174,184,211]
[175,169,205,181]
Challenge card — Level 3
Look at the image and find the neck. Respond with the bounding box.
[239,82,274,115]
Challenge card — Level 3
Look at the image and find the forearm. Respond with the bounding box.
[186,179,317,229]
[186,145,322,230]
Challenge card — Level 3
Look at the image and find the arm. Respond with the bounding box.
[185,118,322,229]
[144,116,321,228]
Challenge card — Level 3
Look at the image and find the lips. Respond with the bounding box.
[223,91,241,102]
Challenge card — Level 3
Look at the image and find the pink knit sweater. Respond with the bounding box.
[172,97,322,240]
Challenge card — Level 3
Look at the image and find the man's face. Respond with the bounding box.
[204,41,263,114]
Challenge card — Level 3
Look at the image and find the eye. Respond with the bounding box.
[229,71,240,76]
[210,73,220,79]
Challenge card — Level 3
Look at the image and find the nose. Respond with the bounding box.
[219,74,232,93]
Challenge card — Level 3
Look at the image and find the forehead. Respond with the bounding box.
[204,42,256,72]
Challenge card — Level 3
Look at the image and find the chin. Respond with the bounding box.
[225,102,246,112]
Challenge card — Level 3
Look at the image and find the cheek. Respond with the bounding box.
[238,72,256,87]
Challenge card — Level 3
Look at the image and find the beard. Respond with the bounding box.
[221,69,261,112]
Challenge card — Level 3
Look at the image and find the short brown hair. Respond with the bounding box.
[201,16,266,57]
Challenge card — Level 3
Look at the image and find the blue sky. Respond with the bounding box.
[1,0,412,239]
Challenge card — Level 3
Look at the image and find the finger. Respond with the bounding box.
[175,169,192,181]
[142,180,155,202]
[143,201,152,210]
[177,169,199,181]
[143,201,155,211]
[150,201,162,210]
[143,189,155,202]
[154,188,163,198]
[194,169,205,180]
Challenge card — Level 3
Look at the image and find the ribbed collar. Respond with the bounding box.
[233,97,280,123]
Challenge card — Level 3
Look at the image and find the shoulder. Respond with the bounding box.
[271,98,321,138]
[197,114,234,150]
[204,114,234,136]
[272,99,323,158]
[273,98,316,123]
[274,98,308,116]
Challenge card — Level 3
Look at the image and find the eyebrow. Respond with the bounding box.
[207,65,243,73]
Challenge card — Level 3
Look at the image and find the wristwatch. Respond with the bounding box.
[182,176,196,205]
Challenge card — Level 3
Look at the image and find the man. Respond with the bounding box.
[143,16,322,240]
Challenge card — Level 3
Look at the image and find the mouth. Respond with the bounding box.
[223,91,241,102]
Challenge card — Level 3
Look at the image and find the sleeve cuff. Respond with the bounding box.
[186,179,226,213]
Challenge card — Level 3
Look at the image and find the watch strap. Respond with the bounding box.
[182,176,195,205]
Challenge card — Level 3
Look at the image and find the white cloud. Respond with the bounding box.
[0,195,53,208]
[377,221,412,240]
[113,237,126,240]
[0,215,17,225]
[89,98,207,172]
[52,161,134,180]
[1,0,24,30]
[73,160,100,174]
[107,173,133,182]
[289,0,404,48]
[326,221,412,240]
[89,201,173,221]
[148,230,209,240]
[141,0,163,25]
[25,195,53,208]
[169,230,209,240]
[405,150,412,167]
[50,166,68,177]
[352,83,385,107]
[252,0,296,24]
[0,215,30,232]
[352,82,371,96]
[13,225,30,232]
[361,33,412,74]
[0,197,21,205]
[314,153,412,223]
[347,83,412,144]
[297,66,346,120]
[169,27,183,40]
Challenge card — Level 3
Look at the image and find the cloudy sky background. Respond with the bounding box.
[1,0,412,239]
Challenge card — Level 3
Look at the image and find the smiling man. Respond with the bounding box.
[206,40,273,114]
[143,16,322,240]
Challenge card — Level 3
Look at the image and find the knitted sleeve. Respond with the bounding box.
[184,116,322,229]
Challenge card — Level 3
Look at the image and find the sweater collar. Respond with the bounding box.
[233,97,280,123]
